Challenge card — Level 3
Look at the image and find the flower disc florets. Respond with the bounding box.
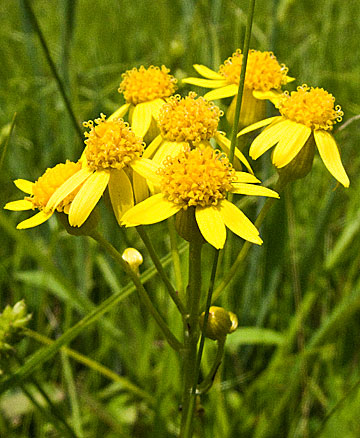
[29,161,81,212]
[219,49,289,91]
[159,147,235,208]
[119,65,177,105]
[278,85,343,131]
[83,114,144,170]
[159,92,222,144]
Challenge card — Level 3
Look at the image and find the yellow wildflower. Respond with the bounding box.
[46,114,159,227]
[110,65,177,139]
[144,92,252,172]
[183,49,294,127]
[238,85,349,187]
[4,161,81,229]
[121,147,279,249]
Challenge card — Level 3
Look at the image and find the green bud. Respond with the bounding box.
[199,306,236,341]
[0,300,31,353]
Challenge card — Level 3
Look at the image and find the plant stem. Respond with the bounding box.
[136,225,186,315]
[183,249,220,436]
[90,230,182,352]
[180,241,203,437]
[228,0,257,163]
[168,216,185,297]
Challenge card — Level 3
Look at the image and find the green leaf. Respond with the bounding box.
[226,327,284,352]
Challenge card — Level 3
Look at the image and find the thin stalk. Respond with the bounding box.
[22,0,83,142]
[183,250,220,437]
[213,176,287,302]
[180,242,203,437]
[228,0,257,164]
[0,112,16,170]
[90,230,182,352]
[168,216,185,297]
[136,225,186,315]
[25,328,155,404]
[197,340,225,394]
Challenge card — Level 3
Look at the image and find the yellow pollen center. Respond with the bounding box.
[83,114,144,170]
[119,65,177,105]
[159,147,235,208]
[279,85,343,130]
[219,49,289,91]
[29,161,82,211]
[158,92,222,144]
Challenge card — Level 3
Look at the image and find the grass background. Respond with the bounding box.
[1,0,360,436]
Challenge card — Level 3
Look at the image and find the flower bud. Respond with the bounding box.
[122,248,143,275]
[199,306,237,341]
[0,300,31,353]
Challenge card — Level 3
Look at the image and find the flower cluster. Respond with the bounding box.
[5,50,349,247]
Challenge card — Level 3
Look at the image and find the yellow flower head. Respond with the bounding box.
[159,92,222,145]
[4,161,82,229]
[278,85,343,130]
[121,146,279,249]
[119,65,177,105]
[83,114,144,170]
[220,49,289,92]
[238,85,349,187]
[159,147,234,208]
[46,114,159,228]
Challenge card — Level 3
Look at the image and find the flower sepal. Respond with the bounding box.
[56,208,100,236]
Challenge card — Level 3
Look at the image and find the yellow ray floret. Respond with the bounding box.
[121,147,279,249]
[239,85,349,187]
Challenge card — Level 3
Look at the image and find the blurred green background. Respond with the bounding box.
[1,0,360,437]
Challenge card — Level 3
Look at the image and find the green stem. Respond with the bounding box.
[90,230,182,352]
[228,0,257,164]
[168,216,185,297]
[183,249,220,436]
[136,225,186,315]
[180,242,203,437]
[212,176,287,302]
[197,340,225,394]
[22,0,83,142]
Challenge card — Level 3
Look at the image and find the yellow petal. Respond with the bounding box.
[182,78,228,88]
[131,102,153,138]
[214,132,253,174]
[121,194,181,226]
[148,98,166,120]
[17,210,53,229]
[252,90,283,101]
[195,206,226,249]
[231,183,280,198]
[133,170,149,203]
[4,199,34,211]
[14,179,34,194]
[47,167,94,211]
[272,122,311,168]
[249,119,291,160]
[314,130,350,187]
[193,64,224,80]
[204,84,238,100]
[108,103,131,121]
[143,135,163,159]
[108,169,134,224]
[286,76,296,83]
[152,141,188,165]
[69,170,110,227]
[130,158,161,185]
[219,200,262,245]
[233,172,260,184]
[237,116,282,137]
